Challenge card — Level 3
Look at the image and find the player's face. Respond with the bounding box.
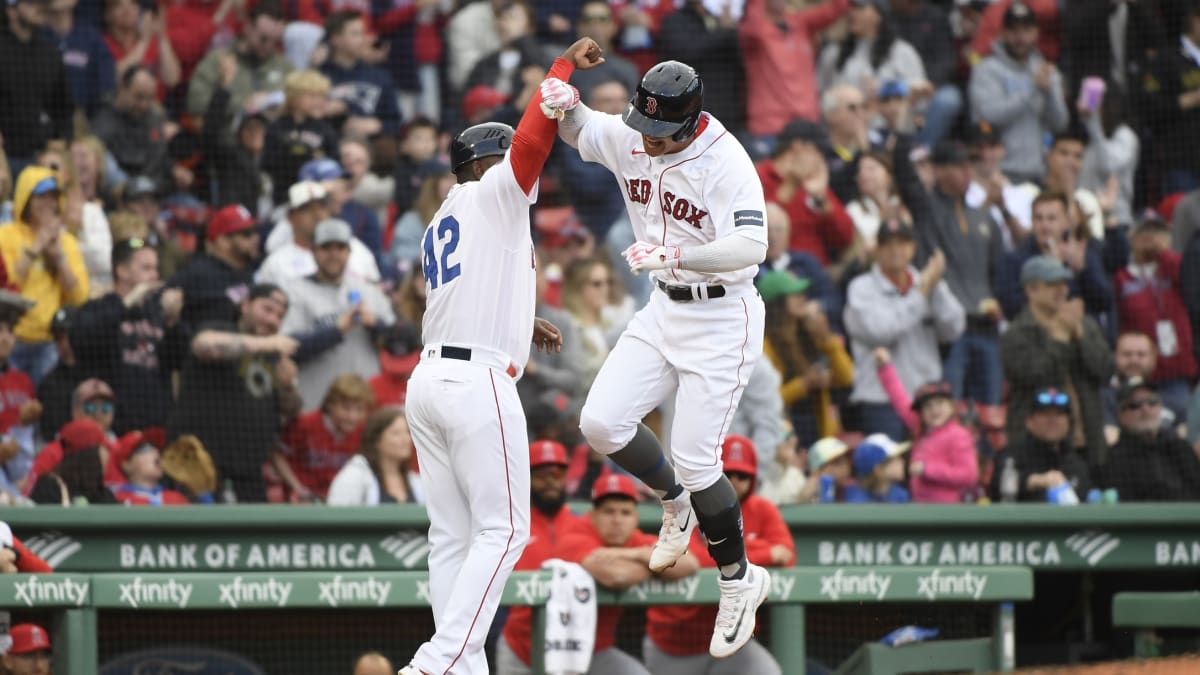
[592,497,638,546]
[3,650,51,675]
[640,133,690,158]
[531,464,566,504]
[724,471,753,501]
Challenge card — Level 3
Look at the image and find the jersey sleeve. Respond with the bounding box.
[706,141,769,245]
[577,112,636,173]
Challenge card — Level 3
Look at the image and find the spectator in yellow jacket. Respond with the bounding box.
[0,166,89,384]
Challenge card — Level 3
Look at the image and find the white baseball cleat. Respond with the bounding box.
[649,490,696,573]
[709,563,771,658]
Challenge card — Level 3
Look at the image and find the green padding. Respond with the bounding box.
[1112,592,1200,628]
[833,639,998,675]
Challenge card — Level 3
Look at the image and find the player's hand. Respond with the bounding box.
[532,317,563,353]
[539,78,579,121]
[770,545,794,566]
[561,37,604,70]
[623,242,681,274]
[873,347,891,366]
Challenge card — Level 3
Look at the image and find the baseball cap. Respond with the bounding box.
[878,80,909,100]
[1003,1,1037,28]
[875,217,916,244]
[0,289,34,325]
[966,121,999,146]
[809,437,850,472]
[8,624,51,655]
[124,175,158,201]
[110,431,160,472]
[1116,376,1158,407]
[776,119,829,153]
[379,320,421,376]
[911,381,953,411]
[1020,255,1073,286]
[757,270,810,303]
[852,433,911,479]
[721,434,757,476]
[931,140,970,166]
[74,378,115,404]
[1031,387,1071,412]
[534,207,587,249]
[299,158,350,183]
[530,440,568,468]
[59,418,107,455]
[206,204,257,242]
[313,218,353,247]
[1133,208,1169,234]
[591,473,640,503]
[288,181,329,211]
[462,85,510,122]
[30,175,60,197]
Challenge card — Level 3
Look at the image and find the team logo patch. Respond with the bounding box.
[645,96,658,115]
[734,210,765,227]
[575,587,591,603]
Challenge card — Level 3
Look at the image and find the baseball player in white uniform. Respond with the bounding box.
[399,39,604,675]
[539,61,771,658]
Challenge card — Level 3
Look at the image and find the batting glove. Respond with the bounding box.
[539,78,579,120]
[623,242,681,274]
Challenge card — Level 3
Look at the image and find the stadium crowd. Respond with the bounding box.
[0,0,1198,515]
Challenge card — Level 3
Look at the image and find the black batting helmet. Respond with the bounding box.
[450,122,514,172]
[623,61,704,142]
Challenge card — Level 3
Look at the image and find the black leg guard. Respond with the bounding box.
[608,423,681,498]
[691,477,747,578]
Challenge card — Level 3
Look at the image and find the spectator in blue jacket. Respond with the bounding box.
[321,11,403,137]
[43,0,115,118]
[845,433,912,503]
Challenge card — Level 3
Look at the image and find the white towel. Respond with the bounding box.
[541,559,597,675]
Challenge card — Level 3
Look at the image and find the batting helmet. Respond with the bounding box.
[450,122,514,172]
[623,61,704,142]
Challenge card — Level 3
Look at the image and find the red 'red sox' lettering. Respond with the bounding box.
[662,191,708,229]
[626,178,651,204]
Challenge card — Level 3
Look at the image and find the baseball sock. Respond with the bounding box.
[692,477,748,580]
[608,423,683,500]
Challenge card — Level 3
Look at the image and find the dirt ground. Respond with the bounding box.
[1005,655,1200,674]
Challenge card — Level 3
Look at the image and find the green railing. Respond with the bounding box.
[0,566,1033,675]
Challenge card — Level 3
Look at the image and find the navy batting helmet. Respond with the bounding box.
[623,61,704,142]
[450,122,514,172]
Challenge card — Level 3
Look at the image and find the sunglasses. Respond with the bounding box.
[84,400,114,415]
[1121,396,1161,412]
[1035,391,1069,407]
[725,472,754,482]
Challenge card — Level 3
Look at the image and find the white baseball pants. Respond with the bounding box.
[580,287,765,492]
[407,353,531,675]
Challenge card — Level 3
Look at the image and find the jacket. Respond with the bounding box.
[0,26,73,160]
[927,187,1004,316]
[321,60,403,135]
[739,0,849,136]
[0,167,90,343]
[757,160,856,265]
[1000,307,1113,464]
[996,235,1114,322]
[1142,39,1200,173]
[261,115,340,205]
[994,436,1092,503]
[1103,430,1200,502]
[186,42,293,123]
[844,264,965,404]
[878,362,979,503]
[764,333,853,439]
[202,86,264,214]
[1114,249,1196,383]
[968,41,1068,181]
[646,495,793,656]
[90,102,170,181]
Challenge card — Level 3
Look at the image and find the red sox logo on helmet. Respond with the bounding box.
[645,96,658,115]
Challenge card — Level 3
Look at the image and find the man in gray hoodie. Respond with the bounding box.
[968,2,1067,184]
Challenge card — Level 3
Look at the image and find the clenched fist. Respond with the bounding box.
[539,78,579,120]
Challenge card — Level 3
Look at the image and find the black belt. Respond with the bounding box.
[655,277,726,302]
[440,345,473,361]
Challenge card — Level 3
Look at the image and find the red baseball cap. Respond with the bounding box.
[59,418,106,455]
[721,434,758,476]
[462,85,508,122]
[530,440,568,468]
[206,204,257,242]
[8,623,51,654]
[590,473,640,503]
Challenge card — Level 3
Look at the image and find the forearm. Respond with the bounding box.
[269,452,306,491]
[679,234,766,273]
[558,101,595,148]
[192,331,261,361]
[510,58,576,193]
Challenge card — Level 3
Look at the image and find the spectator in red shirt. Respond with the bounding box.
[757,119,855,265]
[495,440,588,672]
[644,434,792,674]
[739,0,849,156]
[505,474,698,675]
[273,373,373,501]
[102,0,182,98]
[370,320,421,407]
[109,436,190,505]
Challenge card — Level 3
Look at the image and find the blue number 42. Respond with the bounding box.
[422,216,462,290]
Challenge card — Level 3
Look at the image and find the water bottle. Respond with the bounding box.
[819,474,836,503]
[222,479,238,505]
[1103,488,1120,504]
[999,457,1019,503]
[1047,482,1079,505]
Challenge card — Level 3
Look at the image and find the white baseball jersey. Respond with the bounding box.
[419,153,538,372]
[577,112,768,287]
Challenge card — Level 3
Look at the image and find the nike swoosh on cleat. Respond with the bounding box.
[678,512,691,533]
[723,603,748,644]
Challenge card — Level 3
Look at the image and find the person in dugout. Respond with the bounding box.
[642,434,794,674]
